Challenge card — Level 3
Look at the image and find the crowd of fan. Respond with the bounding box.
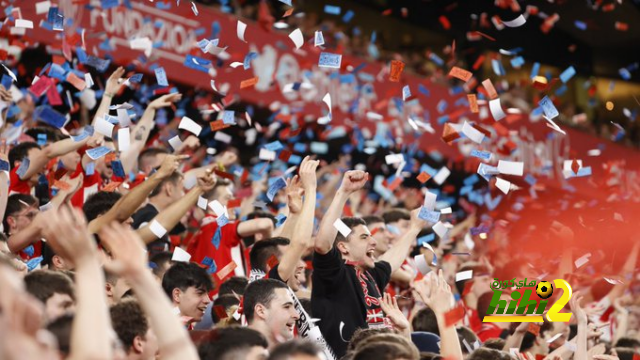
[2,60,640,360]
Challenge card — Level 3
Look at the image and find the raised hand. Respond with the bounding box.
[156,154,188,179]
[414,269,454,315]
[379,292,410,333]
[105,66,126,95]
[99,222,148,278]
[285,175,304,214]
[40,206,97,267]
[217,151,238,167]
[196,169,217,192]
[339,170,369,194]
[148,92,183,110]
[298,156,319,190]
[569,292,588,325]
[409,207,429,231]
[550,221,574,242]
[178,135,200,153]
[0,85,12,103]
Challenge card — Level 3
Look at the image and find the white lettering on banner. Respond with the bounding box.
[86,4,197,57]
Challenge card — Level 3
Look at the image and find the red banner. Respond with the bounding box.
[17,0,640,201]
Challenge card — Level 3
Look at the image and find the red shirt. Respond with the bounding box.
[70,161,102,208]
[186,215,242,292]
[9,167,31,194]
[477,322,505,342]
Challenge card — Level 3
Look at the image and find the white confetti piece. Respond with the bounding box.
[334,218,352,238]
[497,160,524,176]
[148,219,168,238]
[117,128,130,152]
[214,131,232,144]
[116,108,131,127]
[546,333,563,343]
[36,1,52,14]
[95,116,115,137]
[495,177,511,194]
[237,20,248,42]
[178,116,202,136]
[433,221,449,238]
[414,254,432,275]
[433,167,451,185]
[288,28,304,49]
[461,121,485,144]
[168,135,183,152]
[423,190,437,211]
[489,98,506,121]
[503,14,527,27]
[171,247,191,262]
[230,62,244,68]
[197,196,208,210]
[259,148,276,161]
[208,200,226,217]
[440,207,452,214]
[575,253,591,268]
[385,153,404,165]
[15,19,34,29]
[129,37,153,57]
[456,270,473,282]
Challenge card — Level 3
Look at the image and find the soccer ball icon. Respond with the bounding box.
[536,281,554,299]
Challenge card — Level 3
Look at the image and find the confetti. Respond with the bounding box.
[448,66,472,82]
[171,247,191,263]
[495,177,511,194]
[497,160,524,176]
[539,96,559,119]
[314,31,325,47]
[334,218,352,237]
[456,270,473,282]
[240,76,259,89]
[179,116,202,136]
[15,19,34,29]
[502,14,526,27]
[154,67,168,86]
[237,20,248,42]
[319,52,342,69]
[489,98,506,121]
[289,28,304,49]
[389,60,405,82]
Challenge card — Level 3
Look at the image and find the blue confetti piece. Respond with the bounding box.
[36,133,47,147]
[491,59,505,76]
[318,52,342,69]
[418,207,441,223]
[324,5,341,15]
[470,225,490,236]
[288,154,302,165]
[464,174,479,186]
[0,159,9,172]
[129,73,143,83]
[310,142,329,154]
[342,10,354,23]
[1,73,13,89]
[101,0,119,9]
[510,56,525,68]
[85,56,110,72]
[530,62,540,79]
[24,245,35,257]
[155,1,171,9]
[35,106,67,129]
[559,66,576,83]
[574,20,587,30]
[202,256,214,266]
[429,53,443,66]
[222,110,236,125]
[436,100,447,113]
[402,85,411,101]
[275,213,287,227]
[264,141,283,152]
[154,67,168,86]
[470,149,491,160]
[111,160,125,178]
[148,261,158,269]
[293,143,307,152]
[417,234,435,246]
[85,162,95,175]
[619,68,632,80]
[86,146,113,160]
[243,52,257,70]
[206,260,217,274]
[183,54,210,73]
[211,227,221,249]
[267,177,287,202]
[418,84,431,97]
[26,256,43,272]
[539,96,559,119]
[555,84,568,96]
[484,193,502,211]
[217,214,229,227]
[524,174,537,186]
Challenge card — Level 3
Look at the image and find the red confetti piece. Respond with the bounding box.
[240,77,259,89]
[267,255,279,269]
[282,8,294,18]
[528,323,541,336]
[227,198,242,209]
[417,172,431,184]
[444,306,465,327]
[278,149,292,162]
[615,22,628,31]
[102,182,122,192]
[53,180,71,191]
[439,15,451,30]
[571,159,580,175]
[389,60,405,82]
[448,66,473,82]
[474,31,496,41]
[213,305,229,319]
[468,94,479,113]
[0,49,7,61]
[209,120,232,131]
[472,55,486,70]
[215,261,237,282]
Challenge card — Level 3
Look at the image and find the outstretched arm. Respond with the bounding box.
[277,157,318,283]
[100,222,199,360]
[314,170,368,255]
[136,171,216,244]
[379,208,427,272]
[88,154,187,234]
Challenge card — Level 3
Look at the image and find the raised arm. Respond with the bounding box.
[570,293,588,360]
[100,222,199,360]
[41,206,112,360]
[0,141,9,233]
[88,154,187,234]
[20,135,93,181]
[90,67,125,127]
[605,241,639,301]
[136,170,216,244]
[120,93,183,174]
[414,270,464,360]
[379,208,427,272]
[277,157,318,283]
[314,170,368,255]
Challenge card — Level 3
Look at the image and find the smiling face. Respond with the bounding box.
[175,286,211,322]
[368,221,393,257]
[338,224,377,270]
[264,288,299,343]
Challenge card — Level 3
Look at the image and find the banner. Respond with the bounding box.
[18,0,640,201]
